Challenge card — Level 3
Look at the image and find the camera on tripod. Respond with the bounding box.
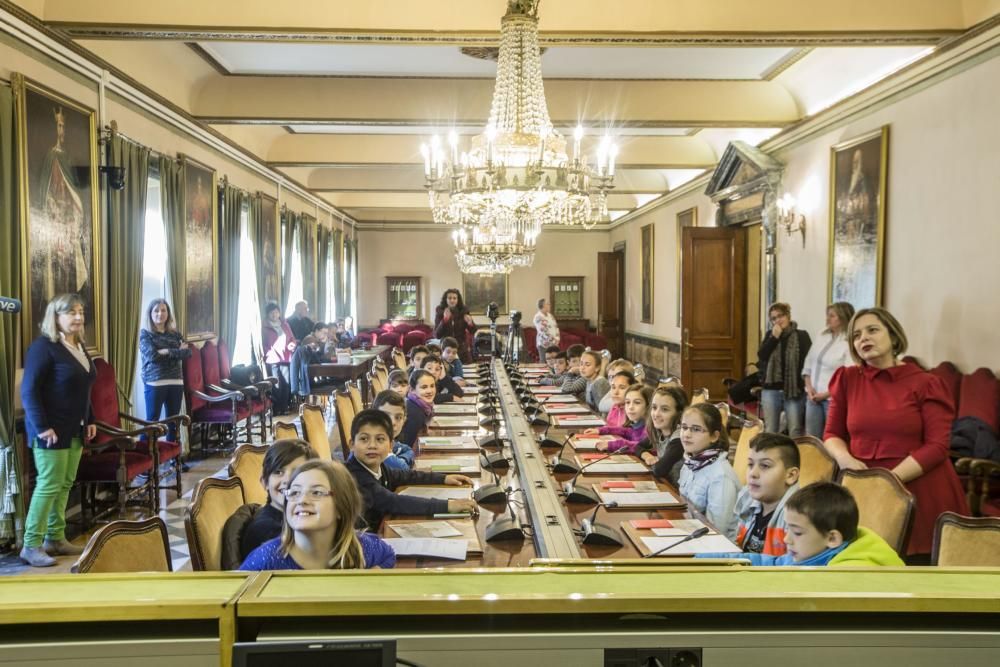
[486,301,499,322]
[509,310,522,325]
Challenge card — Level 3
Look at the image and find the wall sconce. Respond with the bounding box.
[776,192,806,247]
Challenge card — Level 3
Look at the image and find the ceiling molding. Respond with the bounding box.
[354,221,613,232]
[606,173,713,230]
[270,161,718,170]
[205,116,794,129]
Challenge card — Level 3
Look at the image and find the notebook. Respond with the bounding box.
[594,481,683,508]
[417,436,480,451]
[414,455,481,474]
[433,403,478,415]
[575,453,648,474]
[429,416,481,429]
[544,403,593,415]
[554,415,606,427]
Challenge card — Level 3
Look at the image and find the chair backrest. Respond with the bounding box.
[690,388,710,405]
[348,381,364,412]
[393,322,414,336]
[731,418,763,485]
[657,376,682,389]
[370,370,387,395]
[376,331,401,347]
[217,339,233,378]
[185,476,246,571]
[839,468,915,555]
[200,340,223,389]
[72,517,172,574]
[274,421,299,440]
[932,512,1000,566]
[794,436,838,487]
[221,503,263,571]
[375,361,390,388]
[333,389,357,459]
[182,350,207,412]
[959,368,1000,433]
[714,402,731,428]
[929,361,963,415]
[392,347,408,372]
[300,403,333,460]
[414,323,433,335]
[402,330,428,353]
[90,358,123,438]
[228,444,270,506]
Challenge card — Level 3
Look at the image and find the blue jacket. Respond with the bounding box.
[698,542,849,566]
[21,336,96,449]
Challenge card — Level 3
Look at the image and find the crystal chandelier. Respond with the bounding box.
[452,219,538,275]
[422,0,616,273]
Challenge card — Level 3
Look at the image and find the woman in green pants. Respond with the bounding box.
[20,294,97,567]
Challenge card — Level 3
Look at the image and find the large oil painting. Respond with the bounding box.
[640,223,654,323]
[828,126,888,309]
[258,193,280,305]
[462,274,508,315]
[182,156,217,340]
[15,74,102,356]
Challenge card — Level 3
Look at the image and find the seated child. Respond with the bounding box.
[240,459,396,570]
[440,337,466,383]
[408,345,430,370]
[595,384,651,454]
[425,343,443,357]
[422,354,464,404]
[585,370,634,429]
[677,403,740,540]
[733,433,800,555]
[387,369,408,396]
[398,369,436,446]
[542,345,561,371]
[642,386,689,485]
[599,359,635,415]
[334,319,354,347]
[538,351,570,386]
[239,439,319,561]
[345,409,477,530]
[697,482,904,566]
[559,344,587,396]
[571,350,610,411]
[372,389,415,470]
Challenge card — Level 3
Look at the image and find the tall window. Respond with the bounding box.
[284,226,303,318]
[132,171,168,415]
[232,203,260,366]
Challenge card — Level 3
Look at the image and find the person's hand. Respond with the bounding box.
[582,427,600,435]
[287,341,297,352]
[157,348,170,356]
[447,498,478,514]
[595,441,609,452]
[37,428,58,446]
[813,391,830,403]
[771,323,782,338]
[442,308,452,322]
[178,342,189,350]
[85,424,97,441]
[455,378,467,387]
[464,314,475,327]
[444,474,474,486]
[838,454,868,471]
[640,451,658,466]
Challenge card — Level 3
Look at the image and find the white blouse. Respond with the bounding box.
[801,330,852,394]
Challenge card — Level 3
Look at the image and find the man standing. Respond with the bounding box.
[532,298,560,362]
[286,301,315,341]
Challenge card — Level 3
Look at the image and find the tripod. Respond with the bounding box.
[504,318,524,365]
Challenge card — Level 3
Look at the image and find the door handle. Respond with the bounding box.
[682,328,693,360]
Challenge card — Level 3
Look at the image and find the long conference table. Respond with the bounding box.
[306,344,391,403]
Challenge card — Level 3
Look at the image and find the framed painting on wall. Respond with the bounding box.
[675,207,698,326]
[181,156,218,341]
[257,192,280,305]
[14,73,103,357]
[828,126,889,309]
[462,274,508,315]
[640,223,655,323]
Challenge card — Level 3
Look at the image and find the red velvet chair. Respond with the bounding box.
[929,361,963,416]
[394,323,414,336]
[209,340,272,440]
[584,333,607,352]
[560,332,583,350]
[414,323,433,335]
[182,349,251,454]
[959,368,1000,433]
[376,331,402,348]
[522,327,538,360]
[402,329,428,353]
[77,359,164,520]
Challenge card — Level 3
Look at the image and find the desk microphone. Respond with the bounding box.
[579,501,623,546]
[560,455,611,505]
[641,527,711,558]
[548,434,580,473]
[537,420,562,449]
[484,488,525,542]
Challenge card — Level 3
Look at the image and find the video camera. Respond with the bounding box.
[509,309,522,326]
[486,301,499,322]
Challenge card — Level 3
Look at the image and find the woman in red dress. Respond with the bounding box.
[823,307,969,556]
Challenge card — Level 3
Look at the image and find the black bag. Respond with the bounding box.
[951,415,1000,463]
[229,363,263,387]
[727,371,761,405]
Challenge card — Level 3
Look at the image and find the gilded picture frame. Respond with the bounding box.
[257,192,280,305]
[13,73,103,357]
[828,126,889,309]
[462,274,509,315]
[640,223,654,323]
[675,207,698,326]
[180,155,218,341]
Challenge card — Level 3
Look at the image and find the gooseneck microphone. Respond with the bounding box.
[579,501,623,546]
[560,454,611,505]
[484,488,526,542]
[548,434,581,473]
[641,526,711,558]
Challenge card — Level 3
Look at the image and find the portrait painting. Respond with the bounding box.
[462,274,508,315]
[258,193,280,304]
[15,74,102,356]
[675,207,697,326]
[182,156,217,340]
[829,126,888,309]
[640,223,654,323]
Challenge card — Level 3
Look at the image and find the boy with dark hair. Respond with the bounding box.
[371,390,414,470]
[440,337,466,382]
[408,345,430,369]
[387,369,408,395]
[542,345,561,371]
[345,409,477,530]
[698,482,903,566]
[560,344,587,395]
[733,433,801,555]
[539,351,570,386]
[421,354,464,404]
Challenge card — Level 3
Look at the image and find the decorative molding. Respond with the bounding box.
[210,117,793,129]
[760,47,813,80]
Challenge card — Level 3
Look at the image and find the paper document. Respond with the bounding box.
[582,461,649,474]
[415,456,480,473]
[651,520,712,537]
[434,403,478,414]
[430,416,481,428]
[398,486,473,501]
[598,491,680,507]
[571,435,613,450]
[383,538,468,560]
[545,404,592,415]
[532,386,564,394]
[387,521,463,539]
[541,394,581,403]
[640,534,736,556]
[554,416,606,427]
[418,436,479,450]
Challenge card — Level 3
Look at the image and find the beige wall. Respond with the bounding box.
[357,228,610,328]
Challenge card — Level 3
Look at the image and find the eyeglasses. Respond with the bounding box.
[679,424,708,434]
[283,487,333,501]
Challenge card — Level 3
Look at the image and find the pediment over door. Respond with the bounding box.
[704,141,783,226]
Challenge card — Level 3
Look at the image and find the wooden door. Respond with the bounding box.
[681,227,747,399]
[597,251,624,357]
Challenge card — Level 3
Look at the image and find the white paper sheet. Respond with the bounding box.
[571,435,613,450]
[383,538,469,560]
[415,456,480,473]
[430,416,481,428]
[581,462,649,474]
[532,386,564,394]
[545,405,593,414]
[541,394,581,402]
[418,436,479,450]
[640,534,737,556]
[433,404,478,414]
[650,520,711,537]
[554,416,606,427]
[397,486,474,500]
[597,491,680,506]
[387,521,463,539]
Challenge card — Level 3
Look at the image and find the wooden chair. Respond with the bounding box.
[370,370,387,395]
[795,435,838,487]
[273,421,300,440]
[333,389,357,459]
[931,512,1000,566]
[690,388,710,405]
[731,418,764,485]
[300,403,334,460]
[714,401,731,428]
[967,458,1000,516]
[839,468,916,555]
[392,347,408,372]
[228,443,270,506]
[657,376,682,389]
[348,381,364,413]
[375,361,390,390]
[71,517,172,574]
[185,476,246,571]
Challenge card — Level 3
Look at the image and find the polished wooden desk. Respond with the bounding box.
[307,344,390,402]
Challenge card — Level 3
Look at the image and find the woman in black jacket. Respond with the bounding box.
[20,294,97,567]
[138,298,191,442]
[433,289,476,363]
[757,302,812,437]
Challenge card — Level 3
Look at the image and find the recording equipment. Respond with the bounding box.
[641,527,711,558]
[477,408,506,452]
[510,310,522,325]
[474,440,509,505]
[579,501,623,546]
[526,408,550,427]
[536,420,562,449]
[99,165,126,190]
[560,455,610,505]
[0,296,22,314]
[479,413,501,429]
[484,488,525,542]
[486,301,499,322]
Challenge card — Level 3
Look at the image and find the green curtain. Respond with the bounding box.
[0,83,24,543]
[316,225,330,322]
[159,156,186,333]
[346,235,357,324]
[107,135,150,411]
[249,194,266,312]
[280,209,297,310]
[332,228,344,320]
[218,182,244,349]
[298,215,318,315]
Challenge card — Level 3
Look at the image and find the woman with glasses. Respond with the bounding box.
[239,459,396,570]
[757,302,812,436]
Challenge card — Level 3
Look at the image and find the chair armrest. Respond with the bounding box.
[194,388,245,403]
[220,378,260,397]
[121,413,192,429]
[970,458,1000,477]
[207,384,248,399]
[94,420,166,440]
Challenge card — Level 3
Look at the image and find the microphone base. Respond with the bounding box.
[529,415,550,427]
[550,456,580,474]
[538,438,563,449]
[580,519,624,547]
[562,482,600,506]
[484,515,525,542]
[474,483,508,506]
[479,451,509,470]
[478,436,504,450]
[479,416,501,428]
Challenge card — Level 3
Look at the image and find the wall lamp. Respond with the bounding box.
[776,192,806,247]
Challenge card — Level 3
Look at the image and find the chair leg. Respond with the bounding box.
[174,459,183,498]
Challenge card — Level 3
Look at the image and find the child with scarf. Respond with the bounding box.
[398,369,437,446]
[677,403,740,540]
[595,384,652,454]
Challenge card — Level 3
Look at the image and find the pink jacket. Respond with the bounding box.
[601,421,648,454]
[263,320,296,364]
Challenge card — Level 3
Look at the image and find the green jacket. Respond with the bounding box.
[830,527,905,567]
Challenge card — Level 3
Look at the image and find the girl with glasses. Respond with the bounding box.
[677,403,740,540]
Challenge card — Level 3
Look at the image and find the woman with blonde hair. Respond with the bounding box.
[802,301,855,438]
[20,294,96,567]
[239,459,396,570]
[138,298,190,442]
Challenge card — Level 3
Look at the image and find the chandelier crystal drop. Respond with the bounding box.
[452,221,538,275]
[422,0,616,273]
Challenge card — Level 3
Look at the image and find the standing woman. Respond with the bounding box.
[262,301,297,415]
[757,302,812,437]
[801,302,855,438]
[138,298,191,442]
[433,289,475,363]
[19,294,97,567]
[823,308,969,557]
[532,297,560,363]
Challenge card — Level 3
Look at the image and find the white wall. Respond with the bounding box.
[357,227,611,327]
